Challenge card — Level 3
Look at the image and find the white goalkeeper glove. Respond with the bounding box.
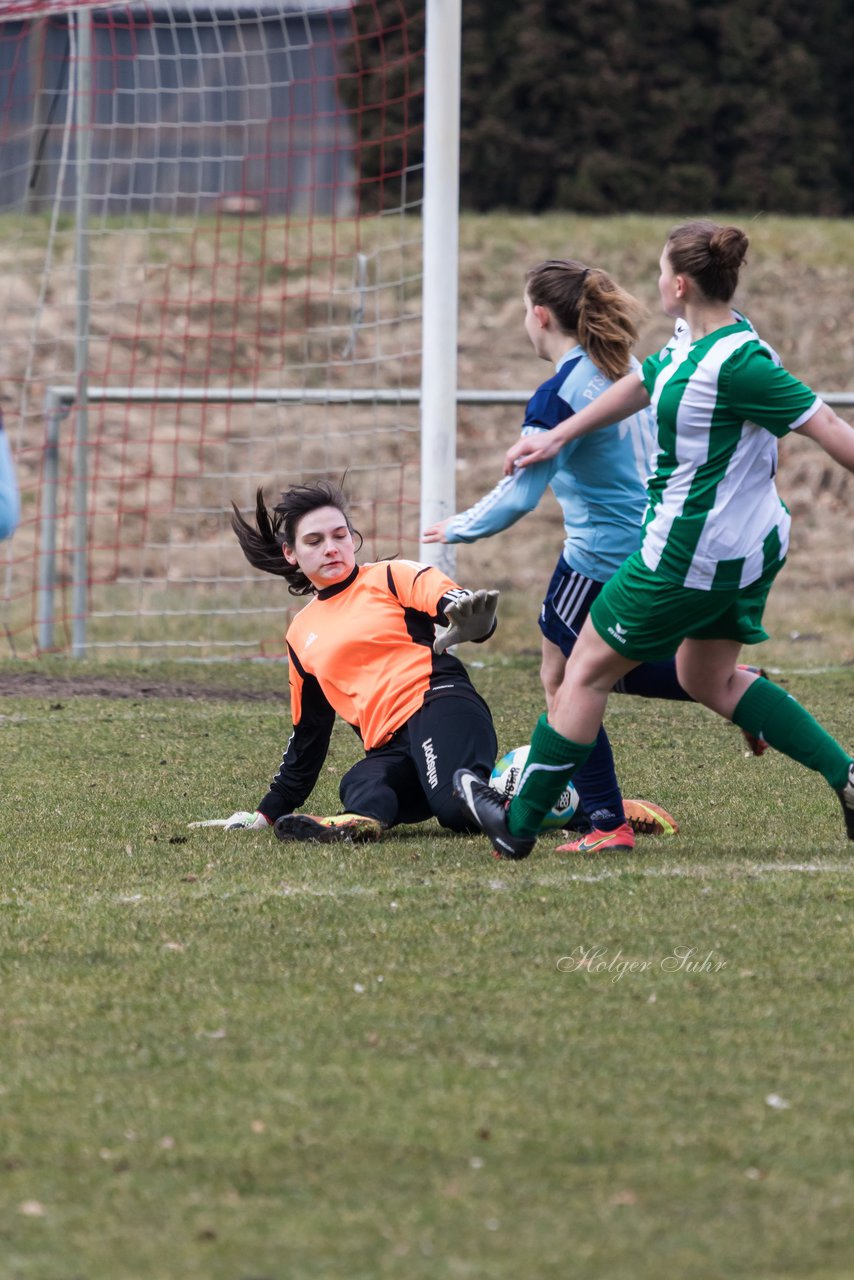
[224,811,270,831]
[187,811,270,831]
[433,588,499,655]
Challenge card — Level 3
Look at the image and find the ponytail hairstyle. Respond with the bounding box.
[665,220,749,303]
[230,479,362,597]
[525,258,646,382]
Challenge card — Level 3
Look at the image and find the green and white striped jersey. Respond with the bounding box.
[639,316,821,590]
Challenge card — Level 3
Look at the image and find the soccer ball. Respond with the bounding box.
[489,744,579,832]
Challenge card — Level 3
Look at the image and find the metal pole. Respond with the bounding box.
[40,385,854,409]
[419,0,461,576]
[71,9,93,657]
[37,389,64,651]
[40,386,854,409]
[25,15,52,214]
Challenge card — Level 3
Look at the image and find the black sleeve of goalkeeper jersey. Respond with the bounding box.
[256,670,336,823]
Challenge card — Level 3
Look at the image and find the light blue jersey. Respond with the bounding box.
[445,347,658,582]
[0,416,20,541]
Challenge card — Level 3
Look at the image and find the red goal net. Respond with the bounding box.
[1,0,426,656]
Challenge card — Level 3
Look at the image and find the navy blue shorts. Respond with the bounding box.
[538,556,605,659]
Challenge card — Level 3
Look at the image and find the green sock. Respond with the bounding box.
[732,678,852,789]
[508,714,596,837]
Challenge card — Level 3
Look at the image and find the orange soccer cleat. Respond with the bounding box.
[622,799,679,836]
[556,822,635,854]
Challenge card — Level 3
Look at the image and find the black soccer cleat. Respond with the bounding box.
[453,768,536,861]
[837,762,854,841]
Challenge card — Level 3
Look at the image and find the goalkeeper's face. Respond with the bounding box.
[284,504,357,590]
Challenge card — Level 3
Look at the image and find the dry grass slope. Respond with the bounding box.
[1,212,852,660]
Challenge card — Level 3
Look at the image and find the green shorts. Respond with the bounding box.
[590,551,783,663]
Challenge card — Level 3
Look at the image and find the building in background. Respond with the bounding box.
[0,1,356,216]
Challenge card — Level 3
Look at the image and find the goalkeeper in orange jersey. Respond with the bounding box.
[198,478,501,843]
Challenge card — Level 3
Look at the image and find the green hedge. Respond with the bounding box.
[342,0,854,215]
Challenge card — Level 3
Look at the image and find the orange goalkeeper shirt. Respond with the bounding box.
[286,559,468,750]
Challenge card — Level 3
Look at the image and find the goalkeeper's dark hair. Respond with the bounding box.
[525,259,646,383]
[231,479,362,596]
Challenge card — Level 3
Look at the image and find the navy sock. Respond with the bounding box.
[615,659,691,702]
[572,727,626,831]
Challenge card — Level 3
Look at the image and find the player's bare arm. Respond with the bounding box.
[797,401,854,473]
[503,373,651,474]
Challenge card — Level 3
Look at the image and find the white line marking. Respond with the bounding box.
[64,861,850,910]
[550,862,850,883]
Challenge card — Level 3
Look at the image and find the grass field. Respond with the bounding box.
[2,652,853,1279]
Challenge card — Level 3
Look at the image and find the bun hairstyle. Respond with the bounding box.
[231,479,362,596]
[665,220,749,303]
[525,259,646,382]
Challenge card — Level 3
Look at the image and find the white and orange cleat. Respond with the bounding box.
[273,813,383,844]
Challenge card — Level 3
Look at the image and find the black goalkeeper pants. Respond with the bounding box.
[339,684,497,832]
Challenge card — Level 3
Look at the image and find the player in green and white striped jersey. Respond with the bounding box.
[639,311,816,591]
[454,220,854,857]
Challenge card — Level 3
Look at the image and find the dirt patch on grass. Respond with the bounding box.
[0,672,283,701]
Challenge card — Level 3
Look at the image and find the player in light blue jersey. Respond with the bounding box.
[0,409,20,541]
[425,258,689,853]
